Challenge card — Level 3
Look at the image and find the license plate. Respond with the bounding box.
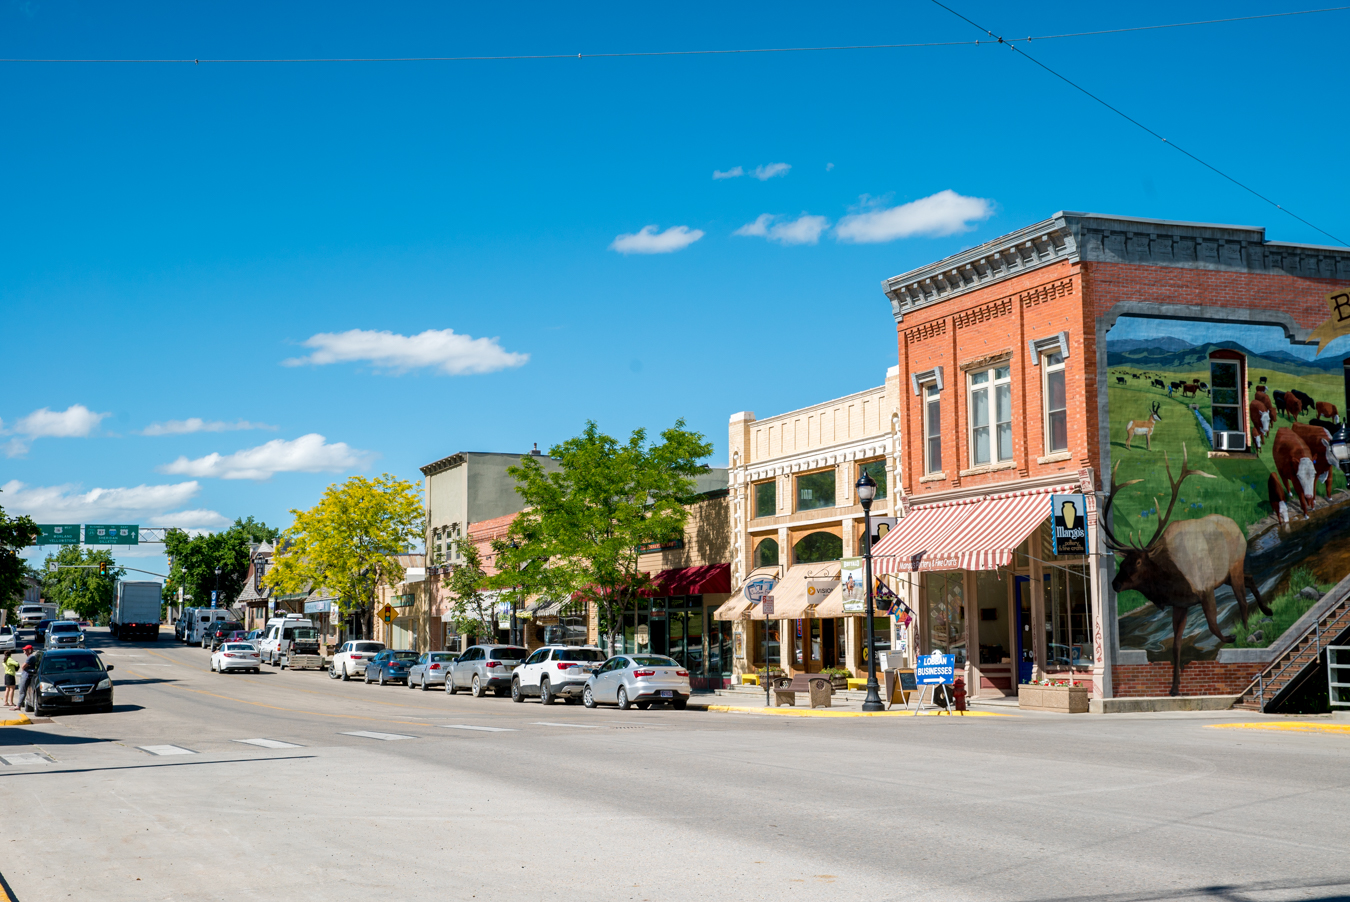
[660,690,673,698]
[71,695,83,702]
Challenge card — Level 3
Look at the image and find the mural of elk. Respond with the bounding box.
[1105,445,1270,696]
[1124,402,1162,450]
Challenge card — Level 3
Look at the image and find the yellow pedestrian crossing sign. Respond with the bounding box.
[378,603,396,624]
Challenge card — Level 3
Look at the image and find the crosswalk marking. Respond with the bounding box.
[340,730,416,741]
[233,738,303,749]
[440,724,517,733]
[1,752,54,766]
[533,722,600,729]
[139,745,195,756]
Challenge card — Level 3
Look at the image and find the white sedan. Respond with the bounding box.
[211,642,261,673]
[583,655,691,710]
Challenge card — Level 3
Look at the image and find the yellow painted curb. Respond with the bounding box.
[705,704,1012,718]
[1208,722,1350,734]
[1,712,31,727]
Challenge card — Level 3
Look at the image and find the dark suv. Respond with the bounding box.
[204,622,245,652]
[23,649,115,715]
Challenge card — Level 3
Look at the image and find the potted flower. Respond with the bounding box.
[1018,677,1089,713]
[822,667,852,691]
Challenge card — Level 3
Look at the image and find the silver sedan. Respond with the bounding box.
[407,651,458,690]
[583,655,691,710]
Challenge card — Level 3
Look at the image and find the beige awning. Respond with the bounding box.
[712,597,751,621]
[750,564,840,620]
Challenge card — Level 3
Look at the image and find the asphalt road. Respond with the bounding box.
[1,629,1347,902]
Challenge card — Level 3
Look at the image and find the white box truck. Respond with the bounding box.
[111,581,163,641]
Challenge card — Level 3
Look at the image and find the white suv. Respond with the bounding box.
[330,640,386,681]
[511,645,606,704]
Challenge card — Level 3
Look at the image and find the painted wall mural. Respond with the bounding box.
[1106,315,1350,694]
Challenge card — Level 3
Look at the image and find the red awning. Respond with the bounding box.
[871,498,981,575]
[650,564,731,596]
[932,484,1078,571]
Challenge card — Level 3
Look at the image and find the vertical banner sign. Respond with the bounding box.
[211,590,218,608]
[1050,494,1088,556]
[839,557,866,613]
[37,525,80,546]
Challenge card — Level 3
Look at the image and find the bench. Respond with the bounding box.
[772,674,834,708]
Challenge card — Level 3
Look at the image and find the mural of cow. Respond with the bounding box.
[1254,387,1272,410]
[1272,390,1288,418]
[1285,393,1304,421]
[1181,382,1200,398]
[1291,422,1336,499]
[1116,376,1126,385]
[1268,473,1291,525]
[1249,399,1271,449]
[1272,427,1317,516]
[1316,401,1340,424]
[1291,388,1316,413]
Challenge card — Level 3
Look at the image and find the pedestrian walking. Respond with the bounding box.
[3,650,18,708]
[15,645,36,712]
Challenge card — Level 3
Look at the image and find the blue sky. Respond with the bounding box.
[3,1,1348,574]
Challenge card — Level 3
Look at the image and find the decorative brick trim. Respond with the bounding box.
[905,319,947,344]
[1021,277,1075,308]
[954,296,1013,329]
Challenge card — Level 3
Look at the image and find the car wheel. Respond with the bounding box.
[379,671,387,687]
[447,676,458,695]
[341,664,350,681]
[539,679,553,705]
[511,677,524,703]
[329,666,339,679]
[583,685,597,708]
[471,675,483,698]
[616,687,631,710]
[672,699,687,710]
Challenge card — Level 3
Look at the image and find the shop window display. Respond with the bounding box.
[924,571,967,665]
[1046,564,1092,670]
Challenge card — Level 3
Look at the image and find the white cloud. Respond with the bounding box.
[155,509,232,531]
[751,163,791,181]
[609,225,704,255]
[734,213,830,246]
[834,189,994,244]
[713,166,744,180]
[283,328,528,376]
[1,405,111,456]
[142,418,277,436]
[0,479,219,526]
[826,163,835,171]
[158,433,373,481]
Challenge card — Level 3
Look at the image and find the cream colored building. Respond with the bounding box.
[720,367,904,679]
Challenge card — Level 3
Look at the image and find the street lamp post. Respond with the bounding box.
[857,471,885,712]
[213,567,221,610]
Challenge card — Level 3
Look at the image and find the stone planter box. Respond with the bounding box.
[1018,684,1089,713]
[828,677,849,691]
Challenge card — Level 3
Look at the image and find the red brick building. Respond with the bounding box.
[874,212,1350,705]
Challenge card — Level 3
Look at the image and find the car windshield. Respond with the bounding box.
[51,623,80,633]
[430,653,455,662]
[490,647,527,660]
[223,643,257,651]
[555,648,605,662]
[40,653,104,673]
[629,656,679,667]
[285,628,316,640]
[354,643,384,653]
[391,651,419,661]
[216,623,243,631]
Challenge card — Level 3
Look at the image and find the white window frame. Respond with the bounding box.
[923,383,943,475]
[967,365,1013,466]
[1042,350,1068,453]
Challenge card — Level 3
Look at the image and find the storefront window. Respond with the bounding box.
[755,538,779,568]
[862,616,889,668]
[793,531,842,564]
[754,480,777,518]
[857,460,888,499]
[796,470,836,512]
[750,620,781,668]
[924,571,966,665]
[1046,565,1092,670]
[1043,351,1068,452]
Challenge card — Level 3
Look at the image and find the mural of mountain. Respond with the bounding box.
[1107,337,1196,354]
[1106,338,1342,374]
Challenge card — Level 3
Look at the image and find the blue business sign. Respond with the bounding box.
[915,653,955,685]
[743,576,776,603]
[1050,494,1088,556]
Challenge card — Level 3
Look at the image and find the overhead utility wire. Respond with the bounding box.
[930,0,1348,248]
[1,6,1346,63]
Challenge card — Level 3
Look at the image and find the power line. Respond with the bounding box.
[929,0,1348,248]
[0,6,1346,63]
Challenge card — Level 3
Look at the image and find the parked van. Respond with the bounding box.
[185,608,233,645]
[259,615,315,666]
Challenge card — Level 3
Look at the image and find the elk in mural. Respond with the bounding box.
[1124,402,1162,450]
[1104,445,1271,696]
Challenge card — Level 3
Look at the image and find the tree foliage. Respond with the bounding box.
[500,419,712,650]
[163,516,280,612]
[443,538,496,642]
[40,546,125,622]
[265,474,423,639]
[0,498,40,623]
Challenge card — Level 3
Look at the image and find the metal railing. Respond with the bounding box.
[1246,599,1350,712]
[1330,645,1350,710]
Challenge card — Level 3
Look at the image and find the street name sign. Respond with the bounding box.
[85,524,139,546]
[37,524,80,546]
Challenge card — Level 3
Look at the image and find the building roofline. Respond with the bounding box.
[419,450,550,477]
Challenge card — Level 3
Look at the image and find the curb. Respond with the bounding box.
[1208,722,1350,734]
[1,712,32,727]
[703,704,1013,718]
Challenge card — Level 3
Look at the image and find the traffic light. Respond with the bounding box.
[98,561,109,576]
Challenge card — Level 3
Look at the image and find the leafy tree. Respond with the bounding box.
[500,420,712,652]
[40,546,125,622]
[266,474,423,640]
[163,516,281,613]
[0,499,40,623]
[444,538,497,643]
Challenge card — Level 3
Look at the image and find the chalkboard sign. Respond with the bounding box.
[897,670,917,692]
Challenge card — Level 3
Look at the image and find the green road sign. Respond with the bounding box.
[37,524,81,545]
[84,524,139,546]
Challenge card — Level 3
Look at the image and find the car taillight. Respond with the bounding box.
[558,662,578,670]
[485,661,500,668]
[351,654,363,659]
[677,670,688,677]
[633,669,655,678]
[224,653,238,658]
[429,664,441,670]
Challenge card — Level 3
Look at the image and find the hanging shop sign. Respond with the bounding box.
[1050,494,1089,556]
[743,576,776,603]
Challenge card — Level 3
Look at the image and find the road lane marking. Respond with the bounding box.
[533,722,600,729]
[440,724,517,732]
[340,731,416,741]
[1208,722,1350,734]
[233,738,303,749]
[139,745,195,756]
[1,752,54,766]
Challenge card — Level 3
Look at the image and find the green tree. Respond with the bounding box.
[0,498,40,624]
[163,516,280,613]
[266,474,423,640]
[444,538,497,643]
[40,546,125,622]
[499,419,712,651]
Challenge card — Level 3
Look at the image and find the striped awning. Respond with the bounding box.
[871,498,982,575]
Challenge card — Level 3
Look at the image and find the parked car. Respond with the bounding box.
[511,645,606,704]
[34,620,55,646]
[407,651,458,690]
[44,621,86,650]
[0,624,15,652]
[259,615,316,665]
[203,621,245,651]
[223,630,249,644]
[364,650,419,685]
[447,645,527,697]
[211,641,262,673]
[584,654,690,710]
[22,649,114,715]
[329,640,386,680]
[246,628,265,642]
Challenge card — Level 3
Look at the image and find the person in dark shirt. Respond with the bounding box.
[16,646,37,713]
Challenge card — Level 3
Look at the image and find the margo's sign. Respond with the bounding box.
[1051,494,1088,556]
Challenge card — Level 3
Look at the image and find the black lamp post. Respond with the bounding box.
[857,471,885,712]
[1331,423,1350,480]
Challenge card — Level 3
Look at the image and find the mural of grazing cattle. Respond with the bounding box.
[1291,422,1336,499]
[1181,382,1201,398]
[1254,388,1272,411]
[1268,473,1291,524]
[1285,394,1304,421]
[1291,388,1315,413]
[1131,373,1141,379]
[1249,399,1271,449]
[1151,379,1165,389]
[1116,376,1126,385]
[1316,401,1340,424]
[1125,402,1162,450]
[1272,427,1317,516]
[1104,445,1271,697]
[1272,390,1287,418]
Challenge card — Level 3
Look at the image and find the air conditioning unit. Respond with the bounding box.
[1214,431,1247,452]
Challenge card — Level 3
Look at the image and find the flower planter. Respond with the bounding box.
[1018,684,1089,714]
[829,677,849,691]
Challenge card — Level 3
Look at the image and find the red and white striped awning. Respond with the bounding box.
[873,483,1078,574]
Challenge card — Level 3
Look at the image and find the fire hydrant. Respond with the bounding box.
[951,677,968,715]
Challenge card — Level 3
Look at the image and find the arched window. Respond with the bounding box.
[754,538,779,568]
[793,532,842,564]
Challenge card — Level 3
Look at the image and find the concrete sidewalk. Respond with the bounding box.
[688,685,1016,717]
